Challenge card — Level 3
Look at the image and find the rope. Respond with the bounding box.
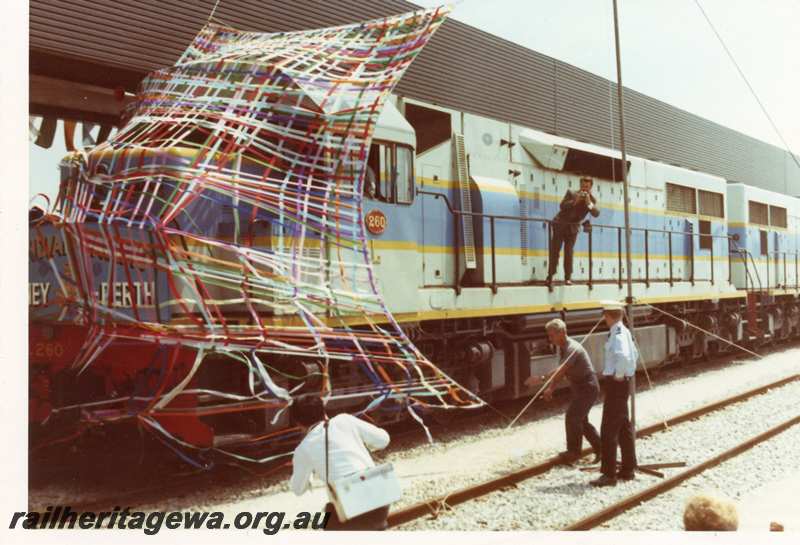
[643,303,763,360]
[506,317,605,430]
[207,0,222,22]
[624,311,671,431]
[426,495,454,519]
[625,301,766,432]
[504,300,761,438]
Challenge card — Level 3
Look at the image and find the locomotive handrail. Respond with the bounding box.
[766,249,800,290]
[729,242,800,293]
[745,249,763,292]
[729,240,763,292]
[418,189,733,292]
[417,190,733,239]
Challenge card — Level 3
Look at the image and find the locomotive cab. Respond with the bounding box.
[360,101,422,312]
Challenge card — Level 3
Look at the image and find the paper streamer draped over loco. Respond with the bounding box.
[30,6,483,462]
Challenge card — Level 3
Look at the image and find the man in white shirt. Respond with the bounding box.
[591,301,639,487]
[289,396,391,530]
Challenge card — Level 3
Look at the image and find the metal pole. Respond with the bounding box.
[547,221,554,292]
[644,229,649,286]
[783,251,787,289]
[454,209,461,295]
[617,227,623,288]
[588,227,594,289]
[490,216,497,294]
[612,0,637,435]
[710,233,714,285]
[668,232,674,285]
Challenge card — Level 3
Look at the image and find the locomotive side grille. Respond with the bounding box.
[454,133,477,270]
[666,182,697,214]
[748,200,769,226]
[769,205,787,228]
[698,189,724,218]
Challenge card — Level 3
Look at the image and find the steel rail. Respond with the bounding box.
[564,412,800,530]
[42,354,799,516]
[386,372,800,527]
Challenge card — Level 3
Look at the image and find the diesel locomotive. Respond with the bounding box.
[28,62,800,458]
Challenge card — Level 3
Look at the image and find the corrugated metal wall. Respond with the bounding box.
[30,0,799,194]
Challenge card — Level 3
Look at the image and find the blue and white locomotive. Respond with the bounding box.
[28,93,800,443]
[358,95,800,399]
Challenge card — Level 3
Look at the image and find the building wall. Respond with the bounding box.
[30,0,800,194]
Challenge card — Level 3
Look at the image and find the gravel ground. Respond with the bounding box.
[378,350,800,512]
[398,379,800,530]
[379,348,800,511]
[29,344,800,514]
[601,424,800,531]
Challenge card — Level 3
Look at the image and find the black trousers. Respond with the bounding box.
[565,380,601,455]
[323,503,389,531]
[548,224,579,279]
[599,378,637,477]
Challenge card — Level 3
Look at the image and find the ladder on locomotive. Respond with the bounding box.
[733,240,767,340]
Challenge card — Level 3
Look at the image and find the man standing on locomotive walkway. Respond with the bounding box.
[591,301,639,487]
[547,177,599,285]
[525,319,601,465]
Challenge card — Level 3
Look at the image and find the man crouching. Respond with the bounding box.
[289,396,391,530]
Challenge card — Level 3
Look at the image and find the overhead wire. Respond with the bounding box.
[693,0,800,169]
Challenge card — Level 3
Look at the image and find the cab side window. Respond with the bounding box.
[377,145,392,202]
[364,142,415,205]
[365,144,381,200]
[365,143,391,202]
[395,146,414,204]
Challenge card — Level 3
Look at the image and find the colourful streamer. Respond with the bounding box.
[30,6,484,463]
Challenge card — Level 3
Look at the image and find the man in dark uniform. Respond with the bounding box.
[591,301,639,487]
[547,177,599,285]
[525,319,601,464]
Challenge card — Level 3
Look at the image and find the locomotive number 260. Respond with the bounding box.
[31,342,65,359]
[365,209,387,235]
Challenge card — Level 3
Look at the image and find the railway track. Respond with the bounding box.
[563,412,800,530]
[33,347,798,516]
[387,372,800,528]
[36,397,511,513]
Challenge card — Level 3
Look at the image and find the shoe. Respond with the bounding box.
[616,470,635,481]
[564,279,573,285]
[556,451,581,465]
[590,475,617,487]
[545,275,553,285]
